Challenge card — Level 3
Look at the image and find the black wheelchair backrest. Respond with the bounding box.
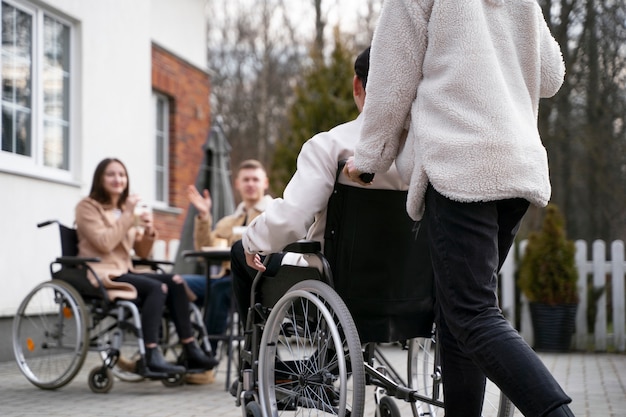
[59,223,79,257]
[38,220,106,300]
[323,167,435,343]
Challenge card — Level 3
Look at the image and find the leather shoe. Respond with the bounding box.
[183,341,219,370]
[146,347,185,375]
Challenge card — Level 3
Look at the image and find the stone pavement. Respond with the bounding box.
[0,346,624,416]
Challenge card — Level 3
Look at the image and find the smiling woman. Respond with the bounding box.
[74,157,219,375]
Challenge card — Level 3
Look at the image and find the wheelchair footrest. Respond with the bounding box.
[142,369,173,380]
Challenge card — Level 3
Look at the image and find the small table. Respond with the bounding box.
[182,247,238,391]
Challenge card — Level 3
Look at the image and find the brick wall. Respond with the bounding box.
[151,43,211,243]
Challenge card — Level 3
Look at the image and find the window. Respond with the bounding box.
[154,92,169,204]
[0,1,73,180]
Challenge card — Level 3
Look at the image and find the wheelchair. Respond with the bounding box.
[12,220,211,393]
[234,170,515,417]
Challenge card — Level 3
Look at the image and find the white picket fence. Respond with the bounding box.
[500,239,626,352]
[155,238,626,352]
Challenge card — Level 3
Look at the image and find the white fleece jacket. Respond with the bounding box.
[353,0,565,220]
[243,114,407,257]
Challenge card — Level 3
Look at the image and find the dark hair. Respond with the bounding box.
[89,158,130,209]
[354,46,371,89]
[237,159,266,173]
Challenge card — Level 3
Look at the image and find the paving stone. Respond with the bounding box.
[0,348,624,416]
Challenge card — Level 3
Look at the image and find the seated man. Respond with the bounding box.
[231,46,408,321]
[182,159,272,350]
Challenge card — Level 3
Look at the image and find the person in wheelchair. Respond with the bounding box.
[229,47,435,409]
[233,45,413,306]
[230,47,410,318]
[75,157,218,375]
[182,159,271,352]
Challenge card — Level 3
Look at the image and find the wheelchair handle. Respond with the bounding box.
[337,159,374,183]
[359,172,375,183]
[37,220,59,228]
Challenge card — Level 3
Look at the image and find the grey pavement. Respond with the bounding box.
[0,346,624,416]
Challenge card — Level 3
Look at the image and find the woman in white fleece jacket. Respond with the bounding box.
[345,1,572,416]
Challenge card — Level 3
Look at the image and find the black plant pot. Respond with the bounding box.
[529,303,578,352]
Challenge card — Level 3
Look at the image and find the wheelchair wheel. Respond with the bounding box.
[160,303,209,364]
[407,336,515,417]
[12,280,89,390]
[258,280,365,417]
[88,366,114,393]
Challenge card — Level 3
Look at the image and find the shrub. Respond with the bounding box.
[518,204,579,305]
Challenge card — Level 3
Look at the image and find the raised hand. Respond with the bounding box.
[187,185,212,220]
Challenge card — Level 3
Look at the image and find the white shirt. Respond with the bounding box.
[243,113,407,259]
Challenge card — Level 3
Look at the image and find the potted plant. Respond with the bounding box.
[518,203,579,352]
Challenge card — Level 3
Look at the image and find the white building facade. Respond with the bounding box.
[0,0,210,319]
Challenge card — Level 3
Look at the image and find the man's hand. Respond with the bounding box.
[187,185,212,220]
[245,251,266,272]
[343,157,372,186]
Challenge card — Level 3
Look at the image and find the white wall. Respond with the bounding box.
[0,0,207,316]
[151,0,208,70]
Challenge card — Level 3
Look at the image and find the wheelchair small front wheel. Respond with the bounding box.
[378,396,401,417]
[245,401,263,417]
[12,280,89,390]
[88,366,114,393]
[161,372,185,387]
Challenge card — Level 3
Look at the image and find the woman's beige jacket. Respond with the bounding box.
[75,197,156,301]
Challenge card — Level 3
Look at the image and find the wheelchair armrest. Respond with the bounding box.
[132,258,174,268]
[281,240,321,254]
[182,249,231,262]
[56,256,101,265]
[51,258,110,302]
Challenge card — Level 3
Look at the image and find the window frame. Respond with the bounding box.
[153,91,170,207]
[0,0,76,184]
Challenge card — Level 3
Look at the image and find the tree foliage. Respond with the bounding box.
[206,0,308,180]
[270,38,359,195]
[206,0,625,243]
[206,0,379,201]
[535,0,626,242]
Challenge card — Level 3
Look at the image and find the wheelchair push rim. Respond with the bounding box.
[258,280,365,417]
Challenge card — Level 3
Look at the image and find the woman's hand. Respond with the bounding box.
[187,185,212,220]
[245,251,266,272]
[126,194,141,212]
[343,156,372,186]
[139,210,155,236]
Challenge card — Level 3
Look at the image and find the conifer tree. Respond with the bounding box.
[270,37,358,195]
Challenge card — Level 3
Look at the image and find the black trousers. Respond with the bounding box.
[117,272,193,345]
[423,184,571,417]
